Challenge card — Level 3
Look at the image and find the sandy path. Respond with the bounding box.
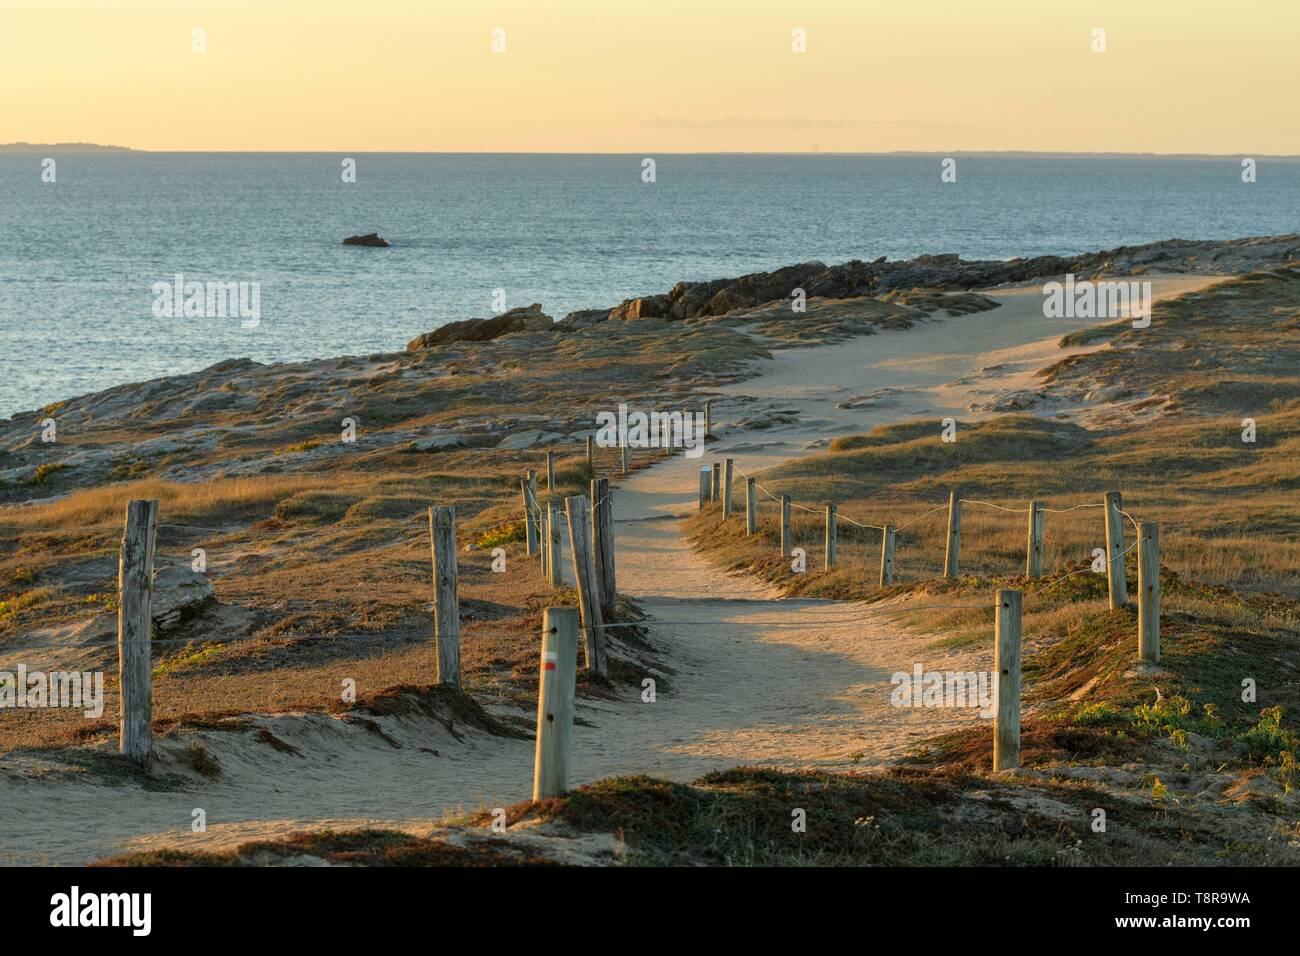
[0,276,1225,864]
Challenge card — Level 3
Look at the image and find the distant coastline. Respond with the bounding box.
[0,142,138,153]
[2,144,1299,159]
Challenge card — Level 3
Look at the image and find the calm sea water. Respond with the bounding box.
[2,153,1298,418]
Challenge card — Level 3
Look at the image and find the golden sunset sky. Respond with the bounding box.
[3,0,1296,153]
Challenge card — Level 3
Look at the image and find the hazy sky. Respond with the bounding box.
[3,0,1297,153]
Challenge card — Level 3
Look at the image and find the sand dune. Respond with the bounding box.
[0,276,1227,864]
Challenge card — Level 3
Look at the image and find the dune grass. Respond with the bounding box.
[691,405,1300,598]
[677,267,1300,847]
[0,437,666,751]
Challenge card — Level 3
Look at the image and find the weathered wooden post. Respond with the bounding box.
[118,499,157,768]
[533,606,578,799]
[1138,522,1161,663]
[1104,491,1128,608]
[546,504,563,587]
[564,495,608,678]
[824,502,837,569]
[711,460,721,501]
[722,459,734,517]
[589,479,608,608]
[541,503,551,578]
[522,474,538,557]
[745,477,757,535]
[528,471,542,564]
[1025,500,1045,578]
[704,400,712,438]
[429,506,461,687]
[943,490,962,578]
[780,494,792,556]
[994,588,1022,772]
[590,478,616,616]
[879,525,896,586]
[546,451,556,494]
[698,467,710,510]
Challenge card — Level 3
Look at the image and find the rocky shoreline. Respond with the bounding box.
[409,233,1300,346]
[3,234,1298,503]
[564,232,1300,323]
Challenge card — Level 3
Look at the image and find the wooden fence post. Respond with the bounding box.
[522,474,538,557]
[589,479,607,608]
[711,460,721,501]
[1138,522,1161,663]
[533,606,578,799]
[780,494,792,556]
[118,498,158,768]
[541,503,551,577]
[1105,491,1128,609]
[722,459,734,517]
[824,502,837,569]
[590,477,616,615]
[546,451,556,494]
[704,400,712,438]
[1025,500,1044,578]
[943,490,962,578]
[564,495,608,678]
[994,588,1022,772]
[879,525,896,586]
[546,504,563,587]
[745,477,757,535]
[698,467,710,510]
[528,471,542,564]
[429,506,461,687]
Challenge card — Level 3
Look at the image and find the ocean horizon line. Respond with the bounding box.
[5,145,1300,160]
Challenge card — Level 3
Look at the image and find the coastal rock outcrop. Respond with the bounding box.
[591,235,1300,323]
[151,565,216,630]
[555,308,611,329]
[608,295,670,321]
[409,434,468,452]
[406,304,553,350]
[496,428,568,449]
[342,233,390,247]
[668,262,830,319]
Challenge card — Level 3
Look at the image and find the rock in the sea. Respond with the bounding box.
[342,233,390,247]
[151,565,216,630]
[407,304,553,350]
